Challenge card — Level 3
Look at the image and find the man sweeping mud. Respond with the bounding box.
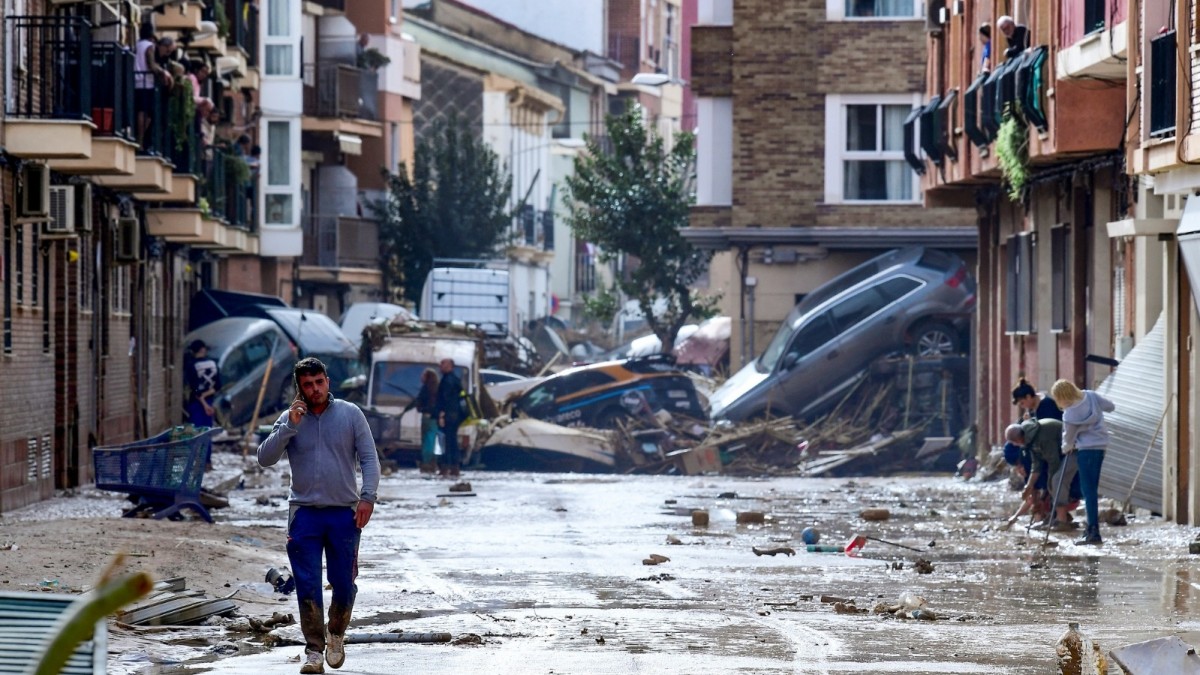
[258,357,380,673]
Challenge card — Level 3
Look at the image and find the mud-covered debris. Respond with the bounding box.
[642,553,671,565]
[914,559,935,575]
[692,510,710,527]
[718,492,738,499]
[1100,508,1128,526]
[910,608,937,621]
[891,561,904,570]
[737,511,766,524]
[860,508,890,522]
[580,627,588,635]
[448,481,472,493]
[833,601,867,615]
[452,633,484,646]
[596,635,606,645]
[752,546,796,557]
[637,573,676,582]
[666,535,683,545]
[757,609,771,616]
[211,641,240,655]
[820,594,849,604]
[664,499,677,505]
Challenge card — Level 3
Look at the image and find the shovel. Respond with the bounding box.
[845,534,926,555]
[1039,453,1076,550]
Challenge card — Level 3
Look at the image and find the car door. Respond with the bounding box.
[827,281,902,377]
[771,310,840,415]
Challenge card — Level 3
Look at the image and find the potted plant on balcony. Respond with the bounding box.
[168,73,197,153]
[996,113,1029,201]
[357,47,391,71]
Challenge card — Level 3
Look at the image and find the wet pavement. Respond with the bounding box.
[149,469,1200,674]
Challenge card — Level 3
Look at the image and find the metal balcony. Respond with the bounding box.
[6,16,92,120]
[302,63,379,121]
[303,216,380,269]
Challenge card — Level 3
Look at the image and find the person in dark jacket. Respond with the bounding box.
[434,358,464,477]
[402,368,439,472]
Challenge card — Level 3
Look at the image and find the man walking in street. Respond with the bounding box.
[258,358,380,674]
[434,358,464,477]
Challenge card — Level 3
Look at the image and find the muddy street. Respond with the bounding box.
[127,467,1200,675]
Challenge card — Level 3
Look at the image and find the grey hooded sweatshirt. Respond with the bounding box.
[258,396,380,507]
[1061,390,1115,451]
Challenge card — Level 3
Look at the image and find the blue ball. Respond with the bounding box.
[801,527,820,545]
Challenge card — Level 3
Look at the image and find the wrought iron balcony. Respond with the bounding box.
[1149,31,1177,138]
[89,43,135,141]
[6,16,93,120]
[302,63,379,121]
[303,216,380,269]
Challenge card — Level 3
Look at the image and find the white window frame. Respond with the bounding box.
[823,93,923,205]
[261,117,300,228]
[263,0,299,78]
[826,0,922,21]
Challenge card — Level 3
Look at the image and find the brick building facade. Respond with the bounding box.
[686,0,976,369]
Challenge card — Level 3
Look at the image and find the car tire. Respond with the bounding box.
[912,321,960,357]
[595,407,629,429]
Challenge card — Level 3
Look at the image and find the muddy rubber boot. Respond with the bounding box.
[1074,525,1102,546]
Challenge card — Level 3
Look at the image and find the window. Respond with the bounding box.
[828,0,920,19]
[1050,225,1070,331]
[559,370,616,394]
[1005,233,1036,333]
[828,286,890,333]
[787,312,837,361]
[877,275,923,301]
[825,95,921,203]
[265,120,295,225]
[265,0,295,76]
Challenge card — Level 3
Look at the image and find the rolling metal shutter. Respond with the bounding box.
[1097,314,1166,513]
[0,592,105,675]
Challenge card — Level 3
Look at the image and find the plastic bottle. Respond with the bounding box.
[1055,622,1088,675]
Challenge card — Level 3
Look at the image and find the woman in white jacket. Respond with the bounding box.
[1051,379,1116,546]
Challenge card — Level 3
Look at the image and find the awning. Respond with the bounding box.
[1177,195,1200,314]
[1097,314,1166,513]
[335,133,362,156]
[680,226,978,252]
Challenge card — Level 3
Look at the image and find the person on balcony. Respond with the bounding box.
[978,23,991,72]
[186,59,215,118]
[997,15,1029,60]
[134,26,173,147]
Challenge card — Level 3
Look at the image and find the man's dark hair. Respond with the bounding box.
[979,23,991,38]
[294,357,327,381]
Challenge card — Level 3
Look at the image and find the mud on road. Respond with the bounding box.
[5,459,1200,674]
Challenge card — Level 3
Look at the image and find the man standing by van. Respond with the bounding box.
[435,358,464,477]
[258,358,380,674]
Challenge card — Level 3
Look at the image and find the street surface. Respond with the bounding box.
[135,463,1200,675]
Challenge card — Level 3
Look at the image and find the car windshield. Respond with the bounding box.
[758,305,806,372]
[314,354,364,392]
[370,361,467,407]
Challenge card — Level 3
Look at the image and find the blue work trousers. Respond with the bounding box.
[287,505,361,654]
[1076,449,1106,531]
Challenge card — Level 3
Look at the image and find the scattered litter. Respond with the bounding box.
[736,511,766,524]
[752,546,796,557]
[448,482,472,493]
[265,568,295,595]
[1108,635,1200,675]
[642,553,670,565]
[666,535,682,545]
[691,510,710,527]
[637,573,676,582]
[860,508,890,522]
[801,527,820,544]
[451,633,484,646]
[914,559,935,575]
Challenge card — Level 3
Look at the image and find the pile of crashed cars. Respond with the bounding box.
[414,246,977,477]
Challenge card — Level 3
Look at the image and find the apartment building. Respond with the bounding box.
[293,0,421,318]
[686,0,976,371]
[0,0,273,512]
[1122,0,1200,524]
[918,0,1200,521]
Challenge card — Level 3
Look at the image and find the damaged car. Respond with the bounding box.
[511,355,707,429]
[710,246,975,423]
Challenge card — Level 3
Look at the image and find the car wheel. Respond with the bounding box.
[912,321,959,357]
[595,407,629,429]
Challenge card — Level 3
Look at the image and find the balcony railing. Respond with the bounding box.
[90,43,134,140]
[302,63,379,121]
[6,16,92,120]
[575,250,597,294]
[303,216,380,268]
[203,145,229,221]
[516,205,554,251]
[1149,31,1177,138]
[221,150,254,229]
[134,70,166,156]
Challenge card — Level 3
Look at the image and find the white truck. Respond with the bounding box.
[420,265,511,337]
[359,319,491,467]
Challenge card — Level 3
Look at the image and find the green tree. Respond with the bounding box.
[376,117,512,306]
[565,106,715,352]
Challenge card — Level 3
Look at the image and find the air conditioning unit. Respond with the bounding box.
[115,217,142,263]
[46,184,93,236]
[18,163,50,220]
[46,186,75,236]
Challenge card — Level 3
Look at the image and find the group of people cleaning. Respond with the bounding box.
[1000,378,1116,546]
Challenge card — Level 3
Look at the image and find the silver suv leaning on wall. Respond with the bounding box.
[709,247,975,423]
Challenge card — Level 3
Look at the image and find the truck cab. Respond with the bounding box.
[361,323,486,464]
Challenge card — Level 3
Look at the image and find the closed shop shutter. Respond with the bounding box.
[1097,314,1166,513]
